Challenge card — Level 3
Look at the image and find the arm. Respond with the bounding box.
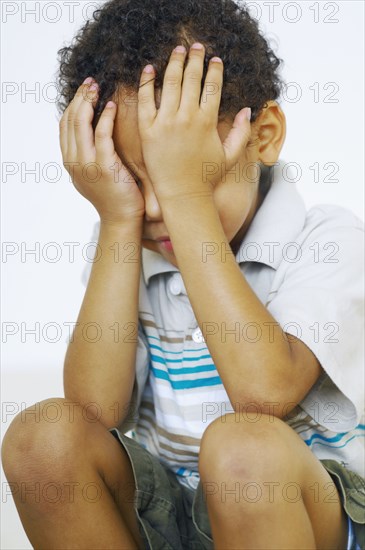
[59,77,146,429]
[137,46,322,419]
[161,195,322,419]
[63,220,143,429]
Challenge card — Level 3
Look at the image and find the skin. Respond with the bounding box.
[1,43,348,549]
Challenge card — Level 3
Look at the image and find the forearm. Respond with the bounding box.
[161,195,294,413]
[63,220,143,429]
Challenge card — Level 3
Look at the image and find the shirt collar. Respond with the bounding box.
[142,159,307,285]
[142,247,180,286]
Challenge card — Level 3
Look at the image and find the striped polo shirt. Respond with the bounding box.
[83,160,365,491]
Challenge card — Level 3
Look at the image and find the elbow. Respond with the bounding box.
[62,389,125,431]
[231,387,299,421]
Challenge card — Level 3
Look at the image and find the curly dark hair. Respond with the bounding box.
[56,0,285,195]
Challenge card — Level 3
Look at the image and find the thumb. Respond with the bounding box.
[222,107,252,169]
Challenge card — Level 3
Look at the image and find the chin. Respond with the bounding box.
[142,239,177,264]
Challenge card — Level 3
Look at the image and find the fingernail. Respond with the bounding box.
[245,107,252,121]
[83,77,93,85]
[174,45,186,53]
[191,42,203,50]
[210,57,222,63]
[89,83,98,91]
[144,64,154,73]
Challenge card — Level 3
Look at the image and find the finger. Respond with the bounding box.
[158,45,187,115]
[59,111,68,159]
[222,108,252,169]
[94,100,120,174]
[179,43,205,113]
[67,78,94,158]
[74,82,99,162]
[199,56,223,120]
[137,64,157,132]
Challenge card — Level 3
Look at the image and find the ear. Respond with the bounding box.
[252,100,286,166]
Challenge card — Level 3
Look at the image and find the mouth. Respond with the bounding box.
[154,236,173,252]
[143,236,174,253]
[159,240,173,252]
[155,236,170,242]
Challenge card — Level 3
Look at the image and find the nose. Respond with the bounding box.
[143,180,163,222]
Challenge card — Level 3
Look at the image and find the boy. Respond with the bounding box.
[2,0,364,548]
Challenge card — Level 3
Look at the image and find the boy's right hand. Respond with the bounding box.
[59,78,145,225]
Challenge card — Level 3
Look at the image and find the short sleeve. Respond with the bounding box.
[81,220,100,288]
[81,220,150,434]
[266,205,364,431]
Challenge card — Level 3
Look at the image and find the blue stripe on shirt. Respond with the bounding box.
[151,366,222,388]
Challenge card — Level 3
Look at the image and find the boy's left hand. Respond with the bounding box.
[137,43,252,203]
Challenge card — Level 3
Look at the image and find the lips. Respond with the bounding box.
[142,235,174,252]
[160,239,173,252]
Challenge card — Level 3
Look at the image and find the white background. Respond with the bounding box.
[1,1,364,548]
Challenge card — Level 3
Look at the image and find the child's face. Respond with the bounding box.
[112,88,268,267]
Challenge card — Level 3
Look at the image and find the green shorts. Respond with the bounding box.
[109,428,365,550]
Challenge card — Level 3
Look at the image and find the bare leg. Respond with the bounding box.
[199,413,348,550]
[1,398,146,549]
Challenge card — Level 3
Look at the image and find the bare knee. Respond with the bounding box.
[199,412,294,481]
[1,397,102,481]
